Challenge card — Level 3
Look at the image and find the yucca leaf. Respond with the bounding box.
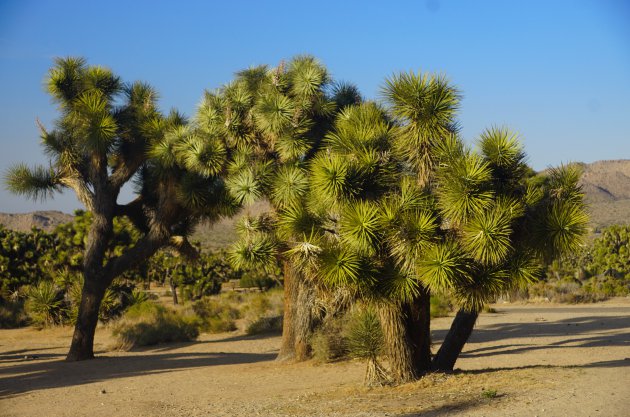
[462,207,513,266]
[340,200,382,255]
[271,165,309,209]
[5,163,61,201]
[417,240,470,292]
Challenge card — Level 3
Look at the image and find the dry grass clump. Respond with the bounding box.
[310,314,349,363]
[239,289,284,335]
[111,302,199,350]
[191,297,240,333]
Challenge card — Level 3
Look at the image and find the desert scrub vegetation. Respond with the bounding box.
[311,313,350,363]
[240,289,284,335]
[191,297,240,333]
[111,302,199,350]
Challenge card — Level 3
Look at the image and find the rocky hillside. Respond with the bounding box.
[0,211,74,233]
[2,160,629,242]
[579,160,630,229]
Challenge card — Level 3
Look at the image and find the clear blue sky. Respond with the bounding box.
[1,0,629,213]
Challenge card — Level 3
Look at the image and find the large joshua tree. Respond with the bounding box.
[426,129,588,371]
[5,58,238,360]
[195,56,359,361]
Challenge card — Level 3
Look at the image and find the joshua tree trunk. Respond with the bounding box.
[379,302,416,383]
[277,262,299,361]
[431,308,479,371]
[294,278,316,361]
[65,205,167,361]
[403,287,431,374]
[66,275,108,361]
[169,274,179,305]
[379,288,432,382]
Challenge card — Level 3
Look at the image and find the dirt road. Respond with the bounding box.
[1,299,629,416]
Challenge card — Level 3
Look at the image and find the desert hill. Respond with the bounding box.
[1,160,628,243]
[0,211,74,233]
[578,159,630,229]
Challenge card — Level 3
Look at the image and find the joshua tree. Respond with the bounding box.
[6,57,238,360]
[423,129,589,371]
[197,56,359,361]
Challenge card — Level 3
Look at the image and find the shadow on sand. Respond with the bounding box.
[0,348,276,398]
[432,311,630,360]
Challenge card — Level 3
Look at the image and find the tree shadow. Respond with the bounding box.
[396,398,482,416]
[450,358,630,375]
[0,350,276,398]
[142,331,282,353]
[432,313,630,358]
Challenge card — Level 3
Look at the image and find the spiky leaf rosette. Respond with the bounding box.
[309,153,355,210]
[382,71,460,185]
[452,266,511,312]
[385,208,438,275]
[462,205,513,266]
[228,232,278,272]
[339,200,382,256]
[346,306,384,360]
[175,134,226,178]
[416,240,471,292]
[5,164,61,201]
[436,151,494,225]
[326,103,393,155]
[479,127,527,184]
[318,246,375,289]
[271,165,309,209]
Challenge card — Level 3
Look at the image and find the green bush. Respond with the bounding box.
[25,281,66,327]
[241,289,284,335]
[111,302,199,350]
[430,293,453,318]
[192,297,240,333]
[0,299,29,328]
[245,315,283,335]
[311,314,349,363]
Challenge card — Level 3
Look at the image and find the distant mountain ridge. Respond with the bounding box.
[578,159,630,229]
[1,160,629,241]
[0,211,74,233]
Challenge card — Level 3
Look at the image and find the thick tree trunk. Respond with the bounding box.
[66,203,113,362]
[403,288,432,374]
[294,278,316,361]
[379,302,416,383]
[277,262,299,362]
[66,274,109,361]
[431,308,479,372]
[379,288,432,382]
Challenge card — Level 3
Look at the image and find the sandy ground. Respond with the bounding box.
[1,299,629,417]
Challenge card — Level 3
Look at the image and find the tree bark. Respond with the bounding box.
[66,276,108,361]
[431,308,479,372]
[169,276,179,305]
[379,288,432,382]
[277,262,299,362]
[66,213,167,361]
[294,278,316,361]
[403,287,432,374]
[66,204,113,362]
[379,302,416,383]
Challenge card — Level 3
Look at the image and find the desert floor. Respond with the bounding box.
[1,299,629,417]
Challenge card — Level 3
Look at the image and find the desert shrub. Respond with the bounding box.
[111,302,199,350]
[25,281,66,326]
[241,289,284,335]
[0,299,29,328]
[430,293,453,318]
[239,271,278,291]
[310,314,349,363]
[345,306,389,386]
[245,315,283,335]
[192,297,240,333]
